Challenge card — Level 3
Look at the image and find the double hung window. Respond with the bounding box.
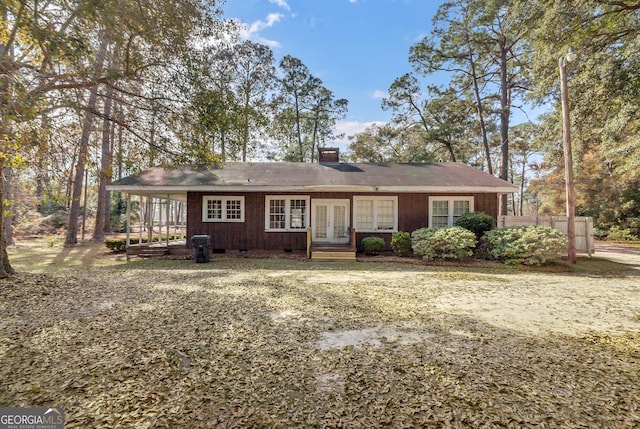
[265,196,310,231]
[353,196,398,232]
[428,196,473,227]
[202,196,245,222]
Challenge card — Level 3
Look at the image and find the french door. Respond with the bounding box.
[312,199,350,244]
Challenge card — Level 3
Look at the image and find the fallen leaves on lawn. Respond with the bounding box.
[1,263,639,428]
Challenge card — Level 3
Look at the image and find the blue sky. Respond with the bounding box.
[222,0,444,146]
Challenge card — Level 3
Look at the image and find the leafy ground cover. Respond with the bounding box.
[1,239,639,427]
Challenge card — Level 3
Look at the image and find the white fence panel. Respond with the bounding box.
[497,216,595,255]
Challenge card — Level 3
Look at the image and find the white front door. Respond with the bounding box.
[312,199,350,244]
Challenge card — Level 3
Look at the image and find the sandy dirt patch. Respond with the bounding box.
[433,274,640,336]
[2,241,639,427]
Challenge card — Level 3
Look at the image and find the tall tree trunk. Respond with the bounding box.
[0,148,13,277]
[35,113,50,201]
[93,84,114,241]
[81,167,89,240]
[0,4,16,277]
[0,168,14,278]
[242,95,250,162]
[466,35,493,175]
[443,140,457,163]
[65,36,108,245]
[116,103,124,180]
[498,39,510,216]
[221,128,226,160]
[519,153,527,216]
[294,94,304,162]
[65,150,77,209]
[104,108,116,233]
[509,160,516,216]
[311,111,319,163]
[149,109,157,167]
[4,168,13,245]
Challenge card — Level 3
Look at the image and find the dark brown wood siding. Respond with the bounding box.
[187,191,499,251]
[356,192,498,251]
[187,192,309,251]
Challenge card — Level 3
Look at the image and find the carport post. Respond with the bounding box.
[166,195,170,247]
[126,193,131,248]
[126,193,131,261]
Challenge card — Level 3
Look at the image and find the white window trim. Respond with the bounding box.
[428,196,474,228]
[353,196,398,233]
[265,195,311,232]
[202,196,245,222]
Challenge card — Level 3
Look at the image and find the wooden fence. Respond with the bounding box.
[497,216,595,256]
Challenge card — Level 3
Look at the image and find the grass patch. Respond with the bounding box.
[7,243,124,275]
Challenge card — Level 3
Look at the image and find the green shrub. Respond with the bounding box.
[593,228,609,240]
[607,226,638,241]
[362,236,386,255]
[411,227,476,261]
[454,212,495,240]
[105,234,186,252]
[105,238,128,252]
[482,225,567,265]
[391,231,412,257]
[626,218,640,238]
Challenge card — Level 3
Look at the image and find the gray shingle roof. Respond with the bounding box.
[109,162,516,193]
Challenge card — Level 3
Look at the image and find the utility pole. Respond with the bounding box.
[559,48,578,263]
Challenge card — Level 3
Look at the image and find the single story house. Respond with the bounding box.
[108,148,516,259]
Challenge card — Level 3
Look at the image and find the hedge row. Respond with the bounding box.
[385,212,567,265]
[411,226,476,261]
[105,235,186,252]
[482,225,567,265]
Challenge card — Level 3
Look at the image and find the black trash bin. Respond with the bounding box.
[191,234,211,263]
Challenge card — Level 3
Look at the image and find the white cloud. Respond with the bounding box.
[334,120,386,143]
[238,13,284,48]
[371,89,387,99]
[336,120,383,136]
[269,0,291,11]
[249,13,283,34]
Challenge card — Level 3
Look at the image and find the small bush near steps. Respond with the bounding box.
[482,225,567,265]
[362,236,386,255]
[411,227,477,261]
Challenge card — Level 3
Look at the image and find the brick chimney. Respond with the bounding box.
[318,147,339,163]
